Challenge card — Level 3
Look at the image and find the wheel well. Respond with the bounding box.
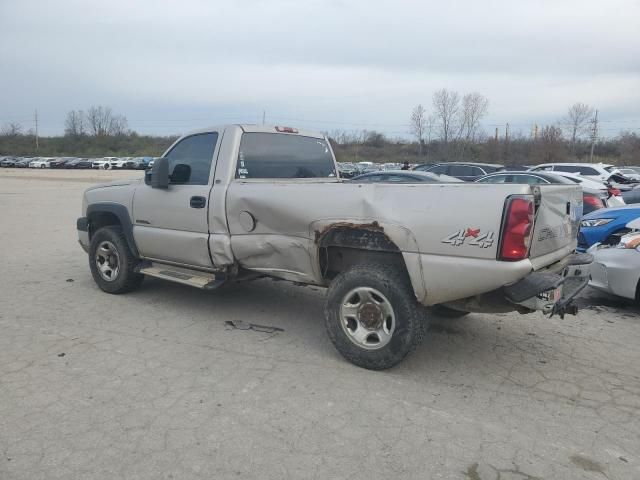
[317,225,408,281]
[88,211,121,239]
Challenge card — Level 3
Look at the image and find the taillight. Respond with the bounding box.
[607,187,621,197]
[500,196,534,261]
[583,193,604,214]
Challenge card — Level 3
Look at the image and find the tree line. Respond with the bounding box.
[1,101,638,165]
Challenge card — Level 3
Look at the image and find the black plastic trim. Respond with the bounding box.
[76,217,88,232]
[86,203,139,257]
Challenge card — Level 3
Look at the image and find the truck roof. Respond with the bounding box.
[182,124,326,140]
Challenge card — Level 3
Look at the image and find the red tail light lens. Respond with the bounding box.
[500,196,534,261]
[583,193,604,213]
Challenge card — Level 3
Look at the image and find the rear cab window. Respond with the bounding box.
[236,133,337,179]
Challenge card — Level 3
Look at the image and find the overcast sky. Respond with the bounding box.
[1,0,639,137]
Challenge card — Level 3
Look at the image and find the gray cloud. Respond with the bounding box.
[1,0,638,136]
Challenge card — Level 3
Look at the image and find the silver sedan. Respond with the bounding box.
[588,218,640,303]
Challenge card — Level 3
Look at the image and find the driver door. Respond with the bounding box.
[132,131,219,268]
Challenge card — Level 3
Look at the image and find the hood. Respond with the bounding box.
[85,178,142,191]
[581,204,640,220]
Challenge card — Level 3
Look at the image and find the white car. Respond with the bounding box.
[529,163,618,182]
[588,217,640,303]
[550,171,626,207]
[29,158,54,168]
[617,168,640,182]
[91,158,115,169]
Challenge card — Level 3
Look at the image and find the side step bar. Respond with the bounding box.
[135,262,225,290]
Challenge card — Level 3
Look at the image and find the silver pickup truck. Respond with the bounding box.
[77,124,592,369]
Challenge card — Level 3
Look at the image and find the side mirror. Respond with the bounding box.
[148,157,169,189]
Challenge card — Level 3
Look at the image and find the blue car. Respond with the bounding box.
[578,205,640,252]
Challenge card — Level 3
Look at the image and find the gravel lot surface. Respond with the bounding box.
[1,169,639,480]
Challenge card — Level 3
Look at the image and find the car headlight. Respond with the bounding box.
[580,218,613,228]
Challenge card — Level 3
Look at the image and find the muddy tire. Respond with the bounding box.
[89,226,143,294]
[430,304,470,318]
[324,264,426,370]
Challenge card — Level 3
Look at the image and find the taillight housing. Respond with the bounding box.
[583,193,604,214]
[499,196,534,261]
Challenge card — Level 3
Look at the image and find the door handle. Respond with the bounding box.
[190,196,206,208]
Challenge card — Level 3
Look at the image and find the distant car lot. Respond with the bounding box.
[0,155,157,170]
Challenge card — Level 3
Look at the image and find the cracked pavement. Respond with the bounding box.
[1,170,639,479]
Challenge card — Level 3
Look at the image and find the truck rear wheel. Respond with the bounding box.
[89,226,143,294]
[324,264,426,370]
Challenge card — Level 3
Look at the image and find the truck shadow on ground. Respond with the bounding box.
[122,275,636,379]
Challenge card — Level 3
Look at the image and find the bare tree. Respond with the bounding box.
[409,104,427,155]
[432,88,460,144]
[109,114,129,136]
[0,122,23,136]
[458,92,489,142]
[87,106,112,136]
[534,125,567,163]
[563,102,594,153]
[64,110,86,136]
[85,106,128,136]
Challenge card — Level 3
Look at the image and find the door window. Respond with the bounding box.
[476,174,509,183]
[165,132,218,185]
[449,165,478,177]
[425,164,449,174]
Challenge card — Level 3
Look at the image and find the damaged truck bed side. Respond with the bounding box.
[77,124,592,370]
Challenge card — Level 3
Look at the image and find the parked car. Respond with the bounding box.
[414,162,505,181]
[108,158,137,169]
[547,171,625,208]
[588,217,640,303]
[14,158,31,168]
[616,168,640,182]
[337,162,358,178]
[528,163,618,182]
[474,171,607,214]
[622,185,640,205]
[29,158,54,168]
[577,205,640,252]
[352,170,462,183]
[0,157,17,167]
[77,124,591,370]
[91,158,111,169]
[64,158,92,169]
[49,157,73,169]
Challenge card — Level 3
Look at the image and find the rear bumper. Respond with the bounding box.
[441,253,593,316]
[505,253,592,316]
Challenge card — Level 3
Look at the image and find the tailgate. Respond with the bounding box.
[528,185,582,262]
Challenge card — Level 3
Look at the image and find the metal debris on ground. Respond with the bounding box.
[224,320,284,334]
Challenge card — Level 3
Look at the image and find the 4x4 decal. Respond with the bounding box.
[442,228,495,248]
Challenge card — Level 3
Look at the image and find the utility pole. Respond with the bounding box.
[533,124,538,140]
[504,123,510,165]
[34,110,39,151]
[262,110,265,125]
[494,127,498,142]
[589,109,599,163]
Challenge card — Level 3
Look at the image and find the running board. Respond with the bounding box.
[135,262,225,290]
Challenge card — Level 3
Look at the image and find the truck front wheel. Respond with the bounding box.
[89,226,144,294]
[324,264,426,370]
